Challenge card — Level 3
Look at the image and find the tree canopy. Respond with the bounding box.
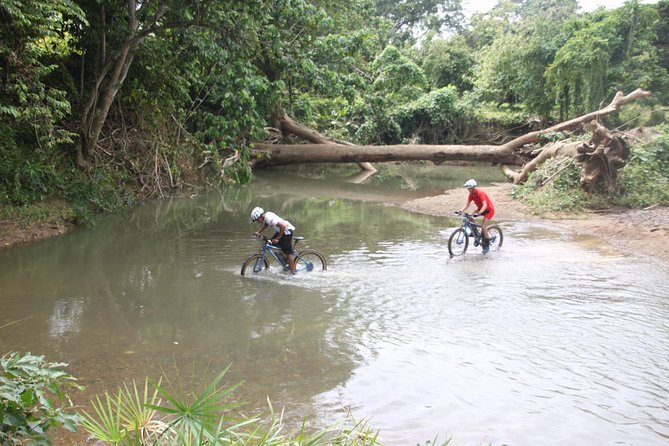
[1,0,667,212]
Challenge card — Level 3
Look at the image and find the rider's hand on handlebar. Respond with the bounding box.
[454,210,462,215]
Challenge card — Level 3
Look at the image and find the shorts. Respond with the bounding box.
[481,209,495,220]
[272,231,294,255]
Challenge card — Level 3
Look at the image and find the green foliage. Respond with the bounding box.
[512,158,594,215]
[370,46,427,101]
[514,126,669,214]
[617,125,669,206]
[464,95,529,128]
[0,352,82,445]
[470,13,572,117]
[373,0,464,44]
[0,134,123,225]
[394,87,471,143]
[0,0,84,152]
[418,35,474,91]
[2,0,668,222]
[537,131,569,143]
[546,2,667,118]
[81,364,384,446]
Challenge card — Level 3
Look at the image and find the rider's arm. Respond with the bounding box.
[254,223,268,236]
[271,222,287,244]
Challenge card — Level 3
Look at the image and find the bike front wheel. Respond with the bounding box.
[486,225,504,251]
[241,254,270,276]
[295,249,327,273]
[448,228,469,256]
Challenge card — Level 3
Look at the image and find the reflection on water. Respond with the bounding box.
[1,166,668,446]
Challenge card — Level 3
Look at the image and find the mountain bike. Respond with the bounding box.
[241,234,327,276]
[448,211,503,256]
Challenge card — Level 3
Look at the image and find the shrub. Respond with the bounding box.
[0,352,82,445]
[616,125,669,207]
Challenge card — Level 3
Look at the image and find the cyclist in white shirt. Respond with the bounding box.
[250,207,296,274]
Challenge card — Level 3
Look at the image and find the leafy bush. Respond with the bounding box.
[393,87,469,143]
[512,158,594,215]
[616,125,669,207]
[0,352,82,445]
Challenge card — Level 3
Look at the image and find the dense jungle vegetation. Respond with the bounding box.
[1,0,668,227]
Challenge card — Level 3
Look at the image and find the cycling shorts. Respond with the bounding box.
[272,231,294,255]
[481,209,495,220]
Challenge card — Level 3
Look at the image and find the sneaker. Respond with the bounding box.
[474,239,480,247]
[481,238,490,253]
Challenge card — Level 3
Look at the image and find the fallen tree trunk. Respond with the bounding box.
[251,143,517,166]
[508,141,581,184]
[250,90,650,179]
[251,89,648,193]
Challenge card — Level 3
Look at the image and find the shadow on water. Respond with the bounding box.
[1,164,668,446]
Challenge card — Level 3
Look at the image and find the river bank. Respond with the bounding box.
[0,201,76,250]
[401,182,669,264]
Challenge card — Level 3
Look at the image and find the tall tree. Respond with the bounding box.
[71,0,262,166]
[546,1,665,119]
[374,0,465,42]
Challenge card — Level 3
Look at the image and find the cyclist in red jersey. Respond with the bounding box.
[458,179,496,253]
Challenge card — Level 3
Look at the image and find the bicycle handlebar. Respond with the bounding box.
[254,234,273,244]
[454,211,480,218]
[253,234,303,247]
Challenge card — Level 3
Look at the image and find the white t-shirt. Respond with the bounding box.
[263,211,295,234]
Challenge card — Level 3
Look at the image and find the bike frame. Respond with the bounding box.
[447,211,503,257]
[457,213,483,244]
[256,234,297,271]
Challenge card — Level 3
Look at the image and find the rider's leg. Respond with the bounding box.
[279,232,297,274]
[481,217,490,241]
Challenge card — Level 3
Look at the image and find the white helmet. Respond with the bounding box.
[463,179,477,189]
[250,206,264,222]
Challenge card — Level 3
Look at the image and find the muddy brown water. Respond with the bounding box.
[1,166,668,445]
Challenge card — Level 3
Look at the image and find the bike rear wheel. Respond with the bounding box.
[295,249,327,273]
[448,228,469,256]
[487,225,504,251]
[241,254,269,276]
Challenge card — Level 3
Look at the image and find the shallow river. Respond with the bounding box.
[1,166,668,446]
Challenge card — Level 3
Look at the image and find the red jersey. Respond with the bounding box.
[467,189,495,215]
